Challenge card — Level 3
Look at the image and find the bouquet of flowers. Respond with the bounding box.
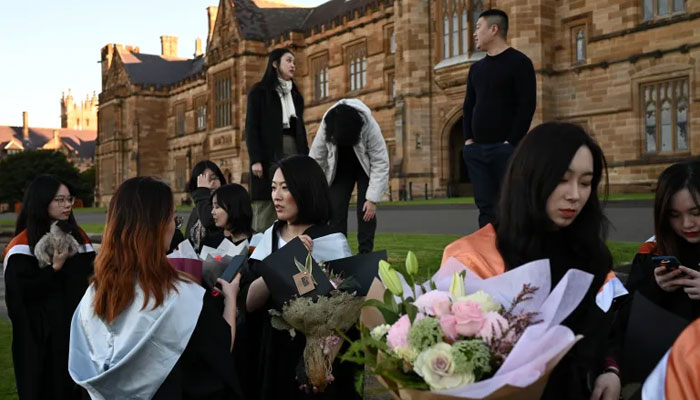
[261,242,385,392]
[342,253,594,399]
[269,255,365,391]
[167,239,249,288]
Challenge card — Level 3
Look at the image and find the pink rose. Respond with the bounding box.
[478,312,511,344]
[387,314,425,350]
[451,300,485,337]
[386,315,411,350]
[439,315,458,341]
[434,300,452,317]
[414,290,452,316]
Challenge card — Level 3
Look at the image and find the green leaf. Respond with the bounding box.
[383,288,399,313]
[354,370,365,396]
[406,303,418,324]
[363,299,399,325]
[338,276,362,293]
[294,258,305,273]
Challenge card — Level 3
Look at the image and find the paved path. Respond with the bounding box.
[0,200,655,242]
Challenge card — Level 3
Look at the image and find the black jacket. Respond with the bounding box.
[245,82,308,200]
[184,188,225,253]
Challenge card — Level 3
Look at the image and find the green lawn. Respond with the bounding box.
[347,233,638,281]
[0,320,16,400]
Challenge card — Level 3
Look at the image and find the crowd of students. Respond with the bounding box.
[5,125,700,400]
[3,38,700,400]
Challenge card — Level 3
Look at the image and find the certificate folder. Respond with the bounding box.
[325,250,386,296]
[259,238,334,308]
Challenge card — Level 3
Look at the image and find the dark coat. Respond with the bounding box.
[184,188,225,253]
[245,82,308,200]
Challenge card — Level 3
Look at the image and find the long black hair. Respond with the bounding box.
[324,104,364,147]
[654,159,700,256]
[273,155,331,225]
[186,160,227,193]
[257,48,294,91]
[212,184,254,238]
[496,122,610,270]
[15,174,83,249]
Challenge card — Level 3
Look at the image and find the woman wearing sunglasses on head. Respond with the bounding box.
[3,174,95,400]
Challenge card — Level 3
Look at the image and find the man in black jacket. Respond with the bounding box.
[462,9,536,228]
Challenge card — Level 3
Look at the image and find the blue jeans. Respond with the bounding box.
[462,142,514,228]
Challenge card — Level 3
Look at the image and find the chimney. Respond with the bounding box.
[22,111,29,139]
[194,38,203,57]
[160,35,178,58]
[207,6,219,46]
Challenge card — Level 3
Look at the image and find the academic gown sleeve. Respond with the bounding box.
[5,251,94,400]
[153,294,246,400]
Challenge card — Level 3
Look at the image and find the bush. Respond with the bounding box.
[0,150,90,205]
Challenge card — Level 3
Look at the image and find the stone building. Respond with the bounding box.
[61,89,98,131]
[95,0,699,206]
[0,111,96,171]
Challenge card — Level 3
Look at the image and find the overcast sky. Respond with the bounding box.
[0,0,327,128]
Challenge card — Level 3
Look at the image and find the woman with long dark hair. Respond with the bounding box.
[620,160,700,381]
[245,48,308,232]
[441,122,626,400]
[3,175,95,400]
[626,160,700,316]
[184,160,227,253]
[69,177,245,399]
[240,155,352,400]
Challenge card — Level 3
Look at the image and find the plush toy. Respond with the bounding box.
[34,221,80,268]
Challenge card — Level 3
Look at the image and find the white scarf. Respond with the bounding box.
[277,78,297,129]
[250,223,351,263]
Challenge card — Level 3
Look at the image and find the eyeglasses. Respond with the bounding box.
[175,215,183,229]
[53,196,75,206]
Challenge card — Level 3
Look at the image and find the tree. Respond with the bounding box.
[80,165,96,207]
[0,150,89,206]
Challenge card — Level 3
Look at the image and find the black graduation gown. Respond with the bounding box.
[237,222,360,400]
[185,187,225,253]
[4,248,94,400]
[625,240,700,322]
[152,294,247,400]
[535,234,621,400]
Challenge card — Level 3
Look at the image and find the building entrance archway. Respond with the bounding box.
[447,118,471,197]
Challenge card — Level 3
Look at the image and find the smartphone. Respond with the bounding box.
[220,255,246,283]
[652,255,681,271]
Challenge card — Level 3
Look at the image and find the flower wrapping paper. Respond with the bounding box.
[361,258,591,400]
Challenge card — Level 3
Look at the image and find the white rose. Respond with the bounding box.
[370,324,392,341]
[458,290,500,313]
[413,343,475,391]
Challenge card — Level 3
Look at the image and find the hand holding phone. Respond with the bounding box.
[652,255,681,272]
[220,255,246,282]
